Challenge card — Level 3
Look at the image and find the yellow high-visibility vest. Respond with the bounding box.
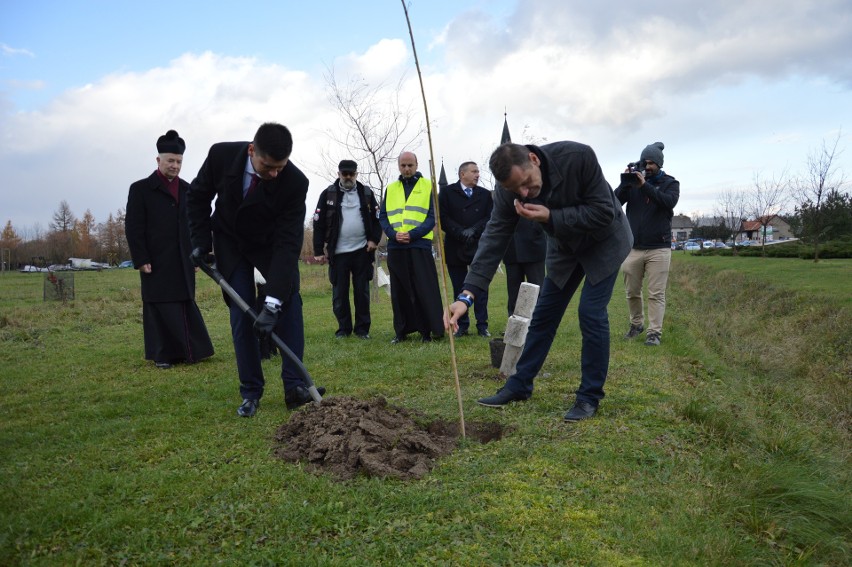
[385,177,434,240]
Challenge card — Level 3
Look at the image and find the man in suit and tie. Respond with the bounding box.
[445,142,633,422]
[187,122,325,417]
[438,161,493,337]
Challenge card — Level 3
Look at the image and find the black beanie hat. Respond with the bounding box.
[156,130,186,155]
[640,142,664,167]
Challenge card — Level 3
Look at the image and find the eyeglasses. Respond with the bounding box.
[340,171,357,177]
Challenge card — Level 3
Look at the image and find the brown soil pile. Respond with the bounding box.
[273,396,504,481]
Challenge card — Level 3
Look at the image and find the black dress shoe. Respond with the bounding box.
[391,335,407,344]
[355,333,371,339]
[334,331,350,339]
[453,329,468,338]
[237,398,260,418]
[420,334,432,343]
[563,400,597,422]
[155,361,172,369]
[285,385,326,410]
[477,387,528,408]
[478,329,491,338]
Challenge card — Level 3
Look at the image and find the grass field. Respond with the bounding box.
[1,255,849,565]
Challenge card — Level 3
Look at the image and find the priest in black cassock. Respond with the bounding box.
[125,130,214,369]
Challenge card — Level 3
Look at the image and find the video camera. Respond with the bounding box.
[621,161,645,186]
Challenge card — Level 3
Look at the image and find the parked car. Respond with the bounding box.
[702,241,714,249]
[684,242,701,251]
[714,242,728,249]
[118,260,133,268]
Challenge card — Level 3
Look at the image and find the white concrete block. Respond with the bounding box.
[503,315,530,347]
[514,282,540,317]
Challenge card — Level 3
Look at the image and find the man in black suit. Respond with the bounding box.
[187,123,325,417]
[438,161,493,337]
[125,130,214,369]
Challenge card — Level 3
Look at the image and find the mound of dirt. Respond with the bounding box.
[273,396,504,481]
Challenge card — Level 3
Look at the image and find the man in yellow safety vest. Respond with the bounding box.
[379,151,445,343]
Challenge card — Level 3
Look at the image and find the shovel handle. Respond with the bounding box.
[197,260,322,403]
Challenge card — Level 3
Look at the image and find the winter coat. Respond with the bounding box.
[312,180,382,259]
[614,171,680,249]
[438,181,493,266]
[465,141,633,291]
[125,171,195,303]
[187,142,308,304]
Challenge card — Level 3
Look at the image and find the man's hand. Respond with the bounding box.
[444,293,473,333]
[139,263,152,274]
[395,231,411,244]
[313,255,327,264]
[254,304,280,338]
[190,247,214,267]
[514,200,551,224]
[366,240,378,252]
[460,227,476,243]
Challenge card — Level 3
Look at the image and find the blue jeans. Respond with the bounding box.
[227,258,305,400]
[504,265,618,406]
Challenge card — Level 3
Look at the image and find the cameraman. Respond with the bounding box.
[613,142,680,346]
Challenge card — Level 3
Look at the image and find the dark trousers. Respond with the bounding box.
[505,261,546,315]
[387,247,445,339]
[448,264,488,333]
[329,250,372,336]
[227,258,305,400]
[504,265,618,406]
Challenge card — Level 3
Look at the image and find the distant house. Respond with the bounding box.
[671,215,693,242]
[738,215,793,243]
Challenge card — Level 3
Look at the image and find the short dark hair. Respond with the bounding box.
[488,143,531,183]
[458,161,477,177]
[252,122,293,161]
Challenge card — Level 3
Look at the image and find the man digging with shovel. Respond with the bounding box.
[187,123,325,417]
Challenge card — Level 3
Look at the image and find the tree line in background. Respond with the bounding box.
[1,201,128,269]
[687,131,851,261]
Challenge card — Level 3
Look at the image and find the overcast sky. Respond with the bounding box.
[2,0,851,234]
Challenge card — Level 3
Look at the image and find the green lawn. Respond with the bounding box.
[0,257,849,565]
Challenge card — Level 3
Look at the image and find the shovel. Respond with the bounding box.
[197,259,323,404]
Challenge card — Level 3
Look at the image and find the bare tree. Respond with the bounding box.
[50,200,76,233]
[793,131,846,262]
[749,171,790,257]
[321,68,426,199]
[715,188,750,255]
[49,200,77,264]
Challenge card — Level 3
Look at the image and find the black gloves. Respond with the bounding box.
[460,227,477,244]
[254,303,280,338]
[190,247,214,267]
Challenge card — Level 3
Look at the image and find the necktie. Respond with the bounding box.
[245,174,260,198]
[464,187,472,198]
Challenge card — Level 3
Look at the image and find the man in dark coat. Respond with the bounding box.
[125,130,214,369]
[379,151,445,343]
[614,142,680,347]
[438,161,493,337]
[187,123,325,417]
[445,142,633,422]
[312,159,382,339]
